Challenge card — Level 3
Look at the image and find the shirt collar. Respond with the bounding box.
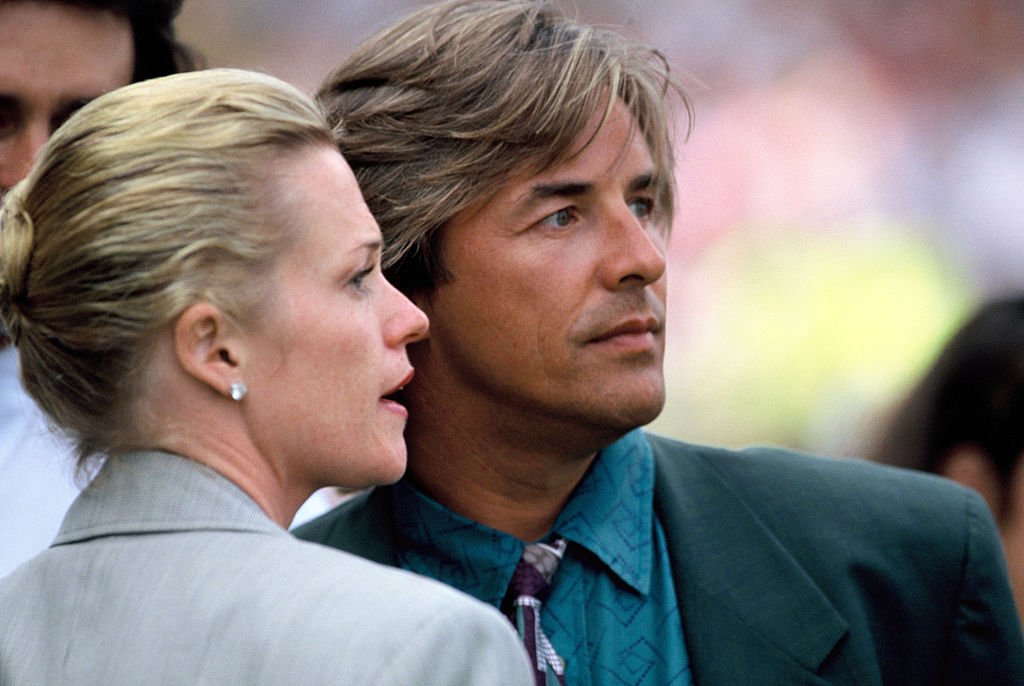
[554,428,654,594]
[391,428,655,604]
[391,477,521,607]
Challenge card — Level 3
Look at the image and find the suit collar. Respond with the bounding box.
[294,486,399,566]
[649,434,848,684]
[55,451,285,545]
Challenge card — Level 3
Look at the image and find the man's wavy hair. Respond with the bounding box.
[318,0,693,295]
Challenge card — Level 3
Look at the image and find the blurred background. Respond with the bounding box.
[176,0,1024,459]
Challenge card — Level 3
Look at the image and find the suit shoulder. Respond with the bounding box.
[291,487,397,566]
[646,433,1012,636]
[648,432,970,496]
[646,432,988,539]
[645,433,1024,682]
[292,489,372,540]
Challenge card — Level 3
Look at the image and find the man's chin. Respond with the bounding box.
[617,400,665,431]
[586,390,666,438]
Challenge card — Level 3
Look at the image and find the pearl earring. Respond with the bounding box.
[229,381,248,402]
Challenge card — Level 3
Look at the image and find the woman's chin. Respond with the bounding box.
[361,443,408,487]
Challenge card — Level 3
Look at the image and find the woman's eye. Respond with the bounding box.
[350,266,373,290]
[540,208,574,229]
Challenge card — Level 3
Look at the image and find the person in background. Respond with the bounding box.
[871,294,1024,623]
[0,68,532,685]
[0,0,197,577]
[295,1,1024,683]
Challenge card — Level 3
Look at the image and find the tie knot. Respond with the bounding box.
[509,539,566,600]
[505,539,569,685]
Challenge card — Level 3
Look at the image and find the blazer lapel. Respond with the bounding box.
[651,436,849,685]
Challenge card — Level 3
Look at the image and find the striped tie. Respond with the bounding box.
[506,539,567,686]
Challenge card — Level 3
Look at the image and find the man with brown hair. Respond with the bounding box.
[297,1,1024,683]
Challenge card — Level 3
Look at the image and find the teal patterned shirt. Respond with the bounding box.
[392,429,693,685]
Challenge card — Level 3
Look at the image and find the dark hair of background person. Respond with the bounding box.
[62,0,200,79]
[870,294,1024,518]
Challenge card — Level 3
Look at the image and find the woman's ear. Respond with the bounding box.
[173,302,243,400]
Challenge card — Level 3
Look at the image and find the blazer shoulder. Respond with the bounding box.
[288,502,533,684]
[0,529,532,686]
[270,535,534,684]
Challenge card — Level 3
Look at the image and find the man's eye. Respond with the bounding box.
[629,198,654,220]
[51,100,90,134]
[540,208,574,229]
[0,108,20,139]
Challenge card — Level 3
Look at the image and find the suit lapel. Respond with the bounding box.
[650,435,848,685]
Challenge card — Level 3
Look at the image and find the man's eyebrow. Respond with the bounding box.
[529,171,655,201]
[628,172,655,194]
[529,181,592,200]
[516,170,656,212]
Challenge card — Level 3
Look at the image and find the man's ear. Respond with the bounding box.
[938,443,1005,518]
[173,302,243,400]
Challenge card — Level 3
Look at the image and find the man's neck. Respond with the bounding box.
[403,408,607,541]
[406,431,596,542]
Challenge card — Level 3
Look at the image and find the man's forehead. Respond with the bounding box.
[0,2,134,102]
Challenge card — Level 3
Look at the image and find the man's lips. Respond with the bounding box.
[587,316,662,344]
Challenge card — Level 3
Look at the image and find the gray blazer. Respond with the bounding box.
[0,451,533,686]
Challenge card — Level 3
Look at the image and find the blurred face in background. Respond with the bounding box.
[0,1,133,193]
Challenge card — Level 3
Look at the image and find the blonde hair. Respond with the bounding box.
[319,0,693,294]
[0,68,334,468]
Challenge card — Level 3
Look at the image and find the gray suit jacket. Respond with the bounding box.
[0,451,533,686]
[296,433,1024,685]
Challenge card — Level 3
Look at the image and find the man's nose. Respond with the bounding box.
[0,122,51,190]
[598,206,667,290]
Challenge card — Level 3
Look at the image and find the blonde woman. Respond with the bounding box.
[0,68,531,686]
